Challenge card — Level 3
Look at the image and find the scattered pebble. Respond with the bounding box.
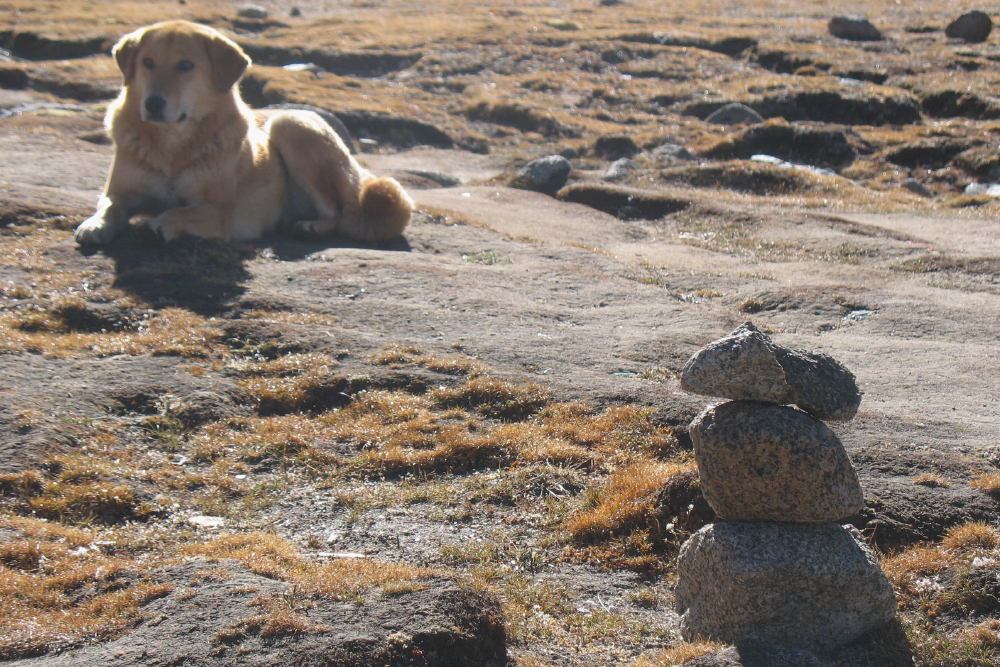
[604,157,636,181]
[965,182,1000,197]
[828,15,884,41]
[510,155,572,192]
[187,515,226,529]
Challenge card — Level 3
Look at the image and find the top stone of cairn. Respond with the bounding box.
[680,322,861,421]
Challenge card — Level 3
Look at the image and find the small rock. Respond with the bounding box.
[651,142,694,162]
[946,11,993,43]
[187,515,226,529]
[828,16,884,41]
[965,182,1000,196]
[705,102,764,127]
[690,401,865,522]
[604,157,636,181]
[173,391,241,429]
[680,322,862,421]
[593,134,640,159]
[236,5,268,19]
[676,522,897,652]
[510,155,572,193]
[901,178,932,197]
[558,146,579,159]
[290,7,302,16]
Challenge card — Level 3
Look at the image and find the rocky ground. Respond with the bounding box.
[2,0,1000,666]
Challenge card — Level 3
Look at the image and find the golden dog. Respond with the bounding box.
[75,20,413,246]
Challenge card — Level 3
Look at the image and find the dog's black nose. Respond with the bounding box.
[144,95,167,118]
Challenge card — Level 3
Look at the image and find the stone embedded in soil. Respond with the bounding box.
[237,5,269,19]
[828,16,884,42]
[604,157,636,181]
[593,134,640,160]
[946,11,993,43]
[690,401,864,522]
[510,155,571,193]
[704,102,764,127]
[12,562,508,667]
[676,522,897,652]
[680,322,862,422]
[650,142,694,163]
[901,178,932,197]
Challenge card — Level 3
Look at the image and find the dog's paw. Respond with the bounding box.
[292,219,322,240]
[134,217,181,244]
[130,221,164,246]
[74,216,117,246]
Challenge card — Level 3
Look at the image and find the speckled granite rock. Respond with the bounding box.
[680,323,861,421]
[676,522,897,652]
[509,155,571,193]
[690,401,863,522]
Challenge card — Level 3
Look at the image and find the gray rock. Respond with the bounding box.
[676,522,897,652]
[705,103,764,127]
[946,11,992,43]
[510,155,572,193]
[680,322,862,421]
[901,178,932,197]
[651,142,695,162]
[681,641,825,667]
[828,16,884,41]
[236,5,268,19]
[604,157,636,180]
[690,401,864,522]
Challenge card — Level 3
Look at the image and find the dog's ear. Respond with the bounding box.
[206,32,250,92]
[112,27,148,84]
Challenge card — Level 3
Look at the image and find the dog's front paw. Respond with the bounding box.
[134,217,180,244]
[74,216,118,246]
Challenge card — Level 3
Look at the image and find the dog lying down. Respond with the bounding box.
[74,20,413,246]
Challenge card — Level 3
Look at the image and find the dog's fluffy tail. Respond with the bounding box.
[339,176,414,242]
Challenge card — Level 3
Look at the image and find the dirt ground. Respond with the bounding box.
[3,1,1000,666]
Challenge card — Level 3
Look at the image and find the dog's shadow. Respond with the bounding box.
[80,231,412,316]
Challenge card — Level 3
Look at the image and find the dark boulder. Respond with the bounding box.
[829,16,884,41]
[946,11,992,43]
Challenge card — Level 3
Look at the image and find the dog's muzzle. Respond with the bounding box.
[144,94,167,121]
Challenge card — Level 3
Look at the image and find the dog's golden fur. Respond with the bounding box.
[75,20,413,246]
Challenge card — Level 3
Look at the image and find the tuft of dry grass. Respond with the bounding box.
[629,641,727,667]
[913,473,950,488]
[941,522,1000,552]
[430,376,553,421]
[565,460,695,545]
[971,474,1000,496]
[367,344,485,376]
[0,517,172,660]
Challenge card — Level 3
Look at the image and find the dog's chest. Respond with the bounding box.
[139,167,213,208]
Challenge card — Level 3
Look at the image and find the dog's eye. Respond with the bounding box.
[143,58,155,69]
[177,60,194,72]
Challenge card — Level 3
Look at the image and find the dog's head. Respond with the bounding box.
[113,21,250,124]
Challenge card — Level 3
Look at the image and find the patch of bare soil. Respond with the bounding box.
[3,1,1000,666]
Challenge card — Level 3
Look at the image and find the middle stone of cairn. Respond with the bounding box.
[673,322,897,653]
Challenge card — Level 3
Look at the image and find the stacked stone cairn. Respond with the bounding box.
[674,322,897,653]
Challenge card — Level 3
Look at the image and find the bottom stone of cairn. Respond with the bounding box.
[675,521,897,652]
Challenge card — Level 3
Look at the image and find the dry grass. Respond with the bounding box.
[367,344,486,376]
[629,641,727,667]
[183,532,438,602]
[941,523,1000,553]
[971,475,1000,496]
[566,460,695,544]
[913,473,951,488]
[0,516,173,660]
